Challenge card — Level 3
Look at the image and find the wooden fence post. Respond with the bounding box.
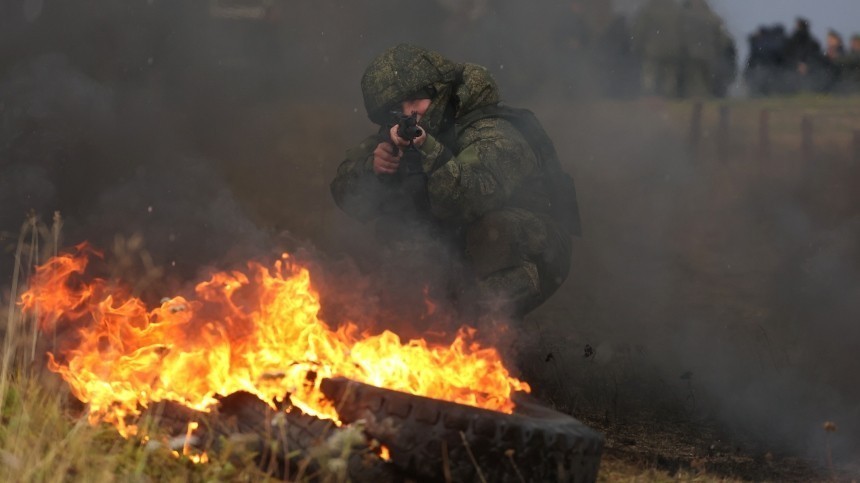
[689,101,703,159]
[716,105,730,162]
[758,109,770,162]
[853,130,860,166]
[801,115,814,164]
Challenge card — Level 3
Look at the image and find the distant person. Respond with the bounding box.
[676,0,736,98]
[850,34,860,57]
[784,18,828,92]
[556,0,639,98]
[553,0,593,95]
[632,0,734,98]
[785,18,823,66]
[825,29,846,61]
[835,33,860,93]
[712,12,738,97]
[631,0,683,97]
[823,29,847,92]
[586,0,640,98]
[744,24,791,96]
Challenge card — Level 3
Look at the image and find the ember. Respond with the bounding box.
[20,244,530,436]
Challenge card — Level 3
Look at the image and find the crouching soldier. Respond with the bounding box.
[330,44,581,323]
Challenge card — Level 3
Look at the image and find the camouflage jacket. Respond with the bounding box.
[330,64,546,231]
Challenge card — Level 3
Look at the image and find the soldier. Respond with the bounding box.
[850,34,860,57]
[330,44,580,323]
[631,0,683,97]
[579,0,639,98]
[784,18,827,92]
[631,0,734,98]
[744,25,791,96]
[823,30,847,92]
[835,33,860,93]
[825,29,846,61]
[677,0,721,97]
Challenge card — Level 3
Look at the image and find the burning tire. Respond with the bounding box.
[147,391,400,482]
[23,247,600,480]
[321,378,604,482]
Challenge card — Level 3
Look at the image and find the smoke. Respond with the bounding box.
[523,96,860,463]
[0,12,270,284]
[2,0,859,472]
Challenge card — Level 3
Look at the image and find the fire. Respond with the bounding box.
[20,245,530,435]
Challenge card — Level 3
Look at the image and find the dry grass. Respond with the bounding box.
[0,371,250,483]
[3,217,173,481]
[598,456,740,483]
[666,95,860,168]
[0,215,285,482]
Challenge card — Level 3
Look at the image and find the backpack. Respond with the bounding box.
[455,105,583,236]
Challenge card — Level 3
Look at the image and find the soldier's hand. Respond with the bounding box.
[372,142,401,175]
[389,124,427,149]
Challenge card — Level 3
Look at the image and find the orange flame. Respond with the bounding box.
[379,445,391,462]
[21,246,529,435]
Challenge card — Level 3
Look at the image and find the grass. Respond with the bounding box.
[0,371,232,483]
[666,95,860,166]
[0,215,279,482]
[597,457,740,483]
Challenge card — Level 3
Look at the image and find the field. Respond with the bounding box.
[3,94,860,481]
[533,95,860,481]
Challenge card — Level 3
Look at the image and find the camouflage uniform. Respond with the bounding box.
[632,0,735,98]
[331,44,574,320]
[839,37,860,93]
[632,0,683,97]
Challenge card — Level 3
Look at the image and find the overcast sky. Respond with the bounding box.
[711,0,860,60]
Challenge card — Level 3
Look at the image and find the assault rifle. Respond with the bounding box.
[387,110,429,210]
[393,110,423,142]
[391,110,424,176]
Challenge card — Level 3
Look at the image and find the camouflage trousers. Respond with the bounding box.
[464,208,572,319]
[373,208,572,322]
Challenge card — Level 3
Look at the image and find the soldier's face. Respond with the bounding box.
[401,98,432,121]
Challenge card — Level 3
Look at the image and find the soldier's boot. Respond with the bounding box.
[474,260,542,323]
